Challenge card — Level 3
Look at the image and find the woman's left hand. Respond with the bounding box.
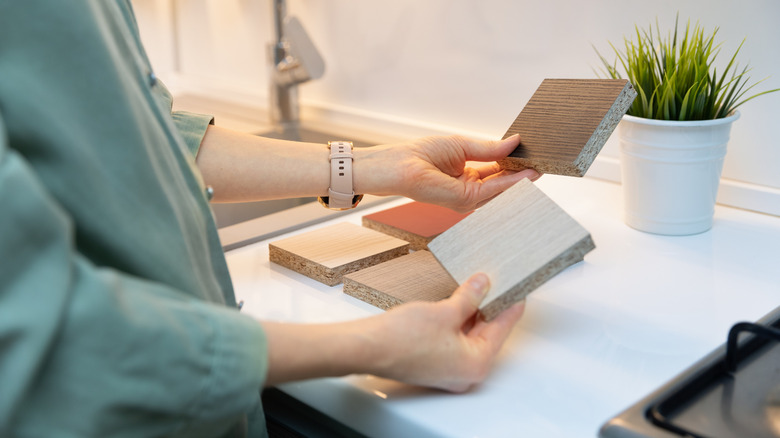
[354,134,540,213]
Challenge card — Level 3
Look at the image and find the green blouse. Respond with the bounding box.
[0,1,268,436]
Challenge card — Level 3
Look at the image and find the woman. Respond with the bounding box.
[0,1,539,436]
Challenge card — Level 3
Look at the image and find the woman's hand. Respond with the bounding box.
[355,134,541,213]
[369,273,525,392]
[261,273,525,393]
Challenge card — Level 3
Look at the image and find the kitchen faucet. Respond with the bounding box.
[269,0,325,132]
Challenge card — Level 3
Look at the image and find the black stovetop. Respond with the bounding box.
[600,305,780,438]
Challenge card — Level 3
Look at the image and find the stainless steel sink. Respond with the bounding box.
[211,197,315,228]
[253,126,374,147]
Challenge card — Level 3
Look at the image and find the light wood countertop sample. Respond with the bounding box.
[269,222,410,286]
[343,250,458,309]
[428,178,595,321]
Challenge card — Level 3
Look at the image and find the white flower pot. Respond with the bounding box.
[617,112,740,236]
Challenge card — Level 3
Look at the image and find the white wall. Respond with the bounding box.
[132,0,780,213]
[132,0,178,77]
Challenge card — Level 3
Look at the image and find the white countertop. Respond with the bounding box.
[224,175,780,438]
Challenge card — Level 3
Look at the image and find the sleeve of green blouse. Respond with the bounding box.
[172,109,214,158]
[0,115,268,436]
[153,79,215,159]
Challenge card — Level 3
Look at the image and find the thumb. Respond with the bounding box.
[459,134,521,162]
[449,273,491,322]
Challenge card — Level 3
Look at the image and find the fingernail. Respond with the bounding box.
[519,168,540,181]
[469,273,490,297]
[504,134,520,142]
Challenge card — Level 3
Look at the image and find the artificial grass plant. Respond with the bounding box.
[594,15,779,121]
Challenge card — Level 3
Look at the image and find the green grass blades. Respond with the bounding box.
[593,15,779,121]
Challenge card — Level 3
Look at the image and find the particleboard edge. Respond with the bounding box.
[573,81,637,176]
[497,156,579,175]
[269,242,411,286]
[342,277,404,310]
[478,233,596,321]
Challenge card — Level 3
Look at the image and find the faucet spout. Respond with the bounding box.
[268,0,325,131]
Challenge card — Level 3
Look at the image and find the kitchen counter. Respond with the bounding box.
[224,175,780,437]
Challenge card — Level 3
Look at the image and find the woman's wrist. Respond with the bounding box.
[260,315,391,386]
[352,144,406,197]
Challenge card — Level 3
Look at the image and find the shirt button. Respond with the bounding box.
[205,185,214,201]
[148,71,157,87]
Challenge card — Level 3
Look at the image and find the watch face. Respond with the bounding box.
[317,194,364,211]
[317,196,332,209]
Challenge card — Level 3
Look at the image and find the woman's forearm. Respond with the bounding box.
[195,125,332,202]
[195,125,404,203]
[260,318,384,386]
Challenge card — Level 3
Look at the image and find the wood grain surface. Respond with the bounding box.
[498,78,636,176]
[362,202,472,250]
[427,178,595,321]
[269,222,410,286]
[343,250,458,310]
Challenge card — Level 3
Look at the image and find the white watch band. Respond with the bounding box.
[326,141,356,209]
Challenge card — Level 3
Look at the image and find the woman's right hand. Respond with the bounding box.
[368,273,525,392]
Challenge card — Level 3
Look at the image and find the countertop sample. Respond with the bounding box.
[224,175,780,438]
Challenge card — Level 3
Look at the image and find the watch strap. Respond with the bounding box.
[326,141,355,209]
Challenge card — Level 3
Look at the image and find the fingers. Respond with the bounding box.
[469,300,525,341]
[473,162,504,180]
[455,134,522,163]
[448,273,491,323]
[470,168,541,208]
[472,193,500,210]
[475,163,541,182]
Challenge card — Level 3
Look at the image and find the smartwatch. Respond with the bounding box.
[318,141,364,210]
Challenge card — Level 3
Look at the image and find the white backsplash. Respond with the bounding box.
[132,0,780,215]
